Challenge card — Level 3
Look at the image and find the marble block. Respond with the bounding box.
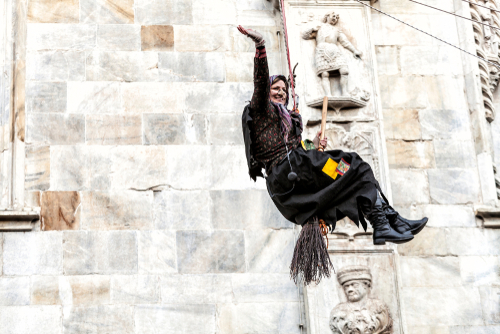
[27,50,85,81]
[27,24,96,50]
[135,0,193,25]
[111,275,159,304]
[86,114,142,145]
[143,113,207,145]
[67,82,122,114]
[0,306,62,334]
[86,51,159,82]
[26,82,66,113]
[138,230,177,274]
[159,52,225,82]
[0,277,30,306]
[160,274,232,304]
[80,0,134,24]
[28,0,79,23]
[97,25,141,51]
[63,305,134,334]
[41,191,81,231]
[141,25,174,51]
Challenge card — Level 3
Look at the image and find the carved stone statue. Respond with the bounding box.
[329,266,393,334]
[302,11,362,97]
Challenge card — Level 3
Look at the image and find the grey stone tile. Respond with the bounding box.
[397,227,449,256]
[245,230,295,273]
[386,140,435,169]
[389,169,430,205]
[400,257,461,287]
[111,275,159,304]
[236,10,275,26]
[192,0,236,25]
[400,45,462,76]
[184,82,253,113]
[176,230,245,273]
[86,51,159,82]
[121,82,186,113]
[141,25,174,51]
[67,82,122,114]
[375,46,399,75]
[31,276,61,305]
[135,304,215,333]
[135,0,192,24]
[175,25,231,52]
[450,326,500,334]
[28,0,79,23]
[27,24,96,50]
[63,276,110,305]
[81,191,153,230]
[159,274,232,304]
[434,140,477,168]
[3,232,62,275]
[63,305,134,334]
[382,109,421,140]
[86,114,142,145]
[27,50,85,81]
[224,52,281,82]
[26,82,66,113]
[428,169,479,204]
[447,228,500,256]
[208,114,244,145]
[153,190,211,230]
[80,0,134,24]
[50,146,91,191]
[26,113,85,145]
[25,145,50,191]
[159,52,225,82]
[143,114,207,145]
[479,287,500,324]
[210,145,256,190]
[97,25,140,51]
[0,277,30,305]
[460,256,500,286]
[63,231,137,275]
[0,306,62,334]
[422,205,475,228]
[41,191,81,231]
[165,145,210,189]
[231,273,297,302]
[420,110,471,140]
[402,287,482,326]
[138,230,177,274]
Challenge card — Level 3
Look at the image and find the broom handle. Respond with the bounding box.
[318,96,328,152]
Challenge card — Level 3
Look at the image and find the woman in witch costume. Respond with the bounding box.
[238,26,428,285]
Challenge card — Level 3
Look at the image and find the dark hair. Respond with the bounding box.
[271,76,289,91]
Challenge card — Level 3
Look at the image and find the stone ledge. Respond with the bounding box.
[0,209,40,231]
[475,206,500,228]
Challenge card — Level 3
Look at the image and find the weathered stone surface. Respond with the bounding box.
[447,228,500,256]
[245,230,295,273]
[175,25,231,52]
[3,232,62,275]
[402,287,482,326]
[97,25,141,51]
[231,274,297,302]
[141,25,174,51]
[63,305,134,334]
[450,326,500,334]
[27,50,85,81]
[382,109,421,140]
[400,257,461,287]
[208,114,244,145]
[433,140,476,168]
[111,275,159,304]
[176,230,245,273]
[31,276,61,305]
[397,227,448,256]
[67,82,121,114]
[41,191,80,231]
[193,0,236,25]
[400,46,462,76]
[159,274,232,304]
[135,304,216,333]
[390,169,429,205]
[218,302,300,334]
[236,10,276,26]
[479,287,500,324]
[159,52,224,82]
[26,82,66,113]
[154,190,211,230]
[0,306,62,334]
[0,277,30,305]
[211,145,257,189]
[86,51,159,81]
[63,231,138,275]
[86,114,142,145]
[27,24,96,50]
[375,46,399,75]
[25,145,50,191]
[386,140,435,168]
[225,52,280,82]
[420,109,471,140]
[26,113,85,145]
[50,146,91,191]
[421,205,475,228]
[138,230,177,274]
[64,276,111,305]
[165,145,210,189]
[81,191,153,230]
[121,82,185,113]
[460,256,500,286]
[230,26,279,52]
[427,169,479,204]
[379,1,454,15]
[28,0,79,23]
[407,326,451,334]
[210,190,290,230]
[184,82,253,113]
[81,0,134,24]
[143,114,207,145]
[135,0,192,25]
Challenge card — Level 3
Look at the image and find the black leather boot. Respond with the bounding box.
[359,197,414,245]
[379,194,428,235]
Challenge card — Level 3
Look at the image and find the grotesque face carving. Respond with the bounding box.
[342,279,371,302]
[323,12,339,25]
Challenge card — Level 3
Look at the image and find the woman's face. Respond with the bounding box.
[270,80,287,105]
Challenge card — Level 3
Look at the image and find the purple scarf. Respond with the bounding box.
[270,75,302,142]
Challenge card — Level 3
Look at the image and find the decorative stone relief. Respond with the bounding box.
[469,0,500,122]
[330,265,393,334]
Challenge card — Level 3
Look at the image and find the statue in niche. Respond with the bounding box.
[330,265,393,334]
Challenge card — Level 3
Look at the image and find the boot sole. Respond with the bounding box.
[374,236,413,245]
[410,218,428,235]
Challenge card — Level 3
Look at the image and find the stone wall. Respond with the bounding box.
[0,0,499,333]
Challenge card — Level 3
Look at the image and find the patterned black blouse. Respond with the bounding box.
[249,47,302,173]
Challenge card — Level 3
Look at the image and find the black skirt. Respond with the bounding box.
[266,146,380,231]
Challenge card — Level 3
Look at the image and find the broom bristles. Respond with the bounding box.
[290,220,333,286]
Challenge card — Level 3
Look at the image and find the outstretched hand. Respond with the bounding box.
[313,131,328,150]
[237,25,265,47]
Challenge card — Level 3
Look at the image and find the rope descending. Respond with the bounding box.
[290,217,334,286]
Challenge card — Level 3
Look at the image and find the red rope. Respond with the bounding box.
[279,0,297,112]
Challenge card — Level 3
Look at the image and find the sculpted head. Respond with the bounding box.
[323,12,339,25]
[337,266,372,303]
